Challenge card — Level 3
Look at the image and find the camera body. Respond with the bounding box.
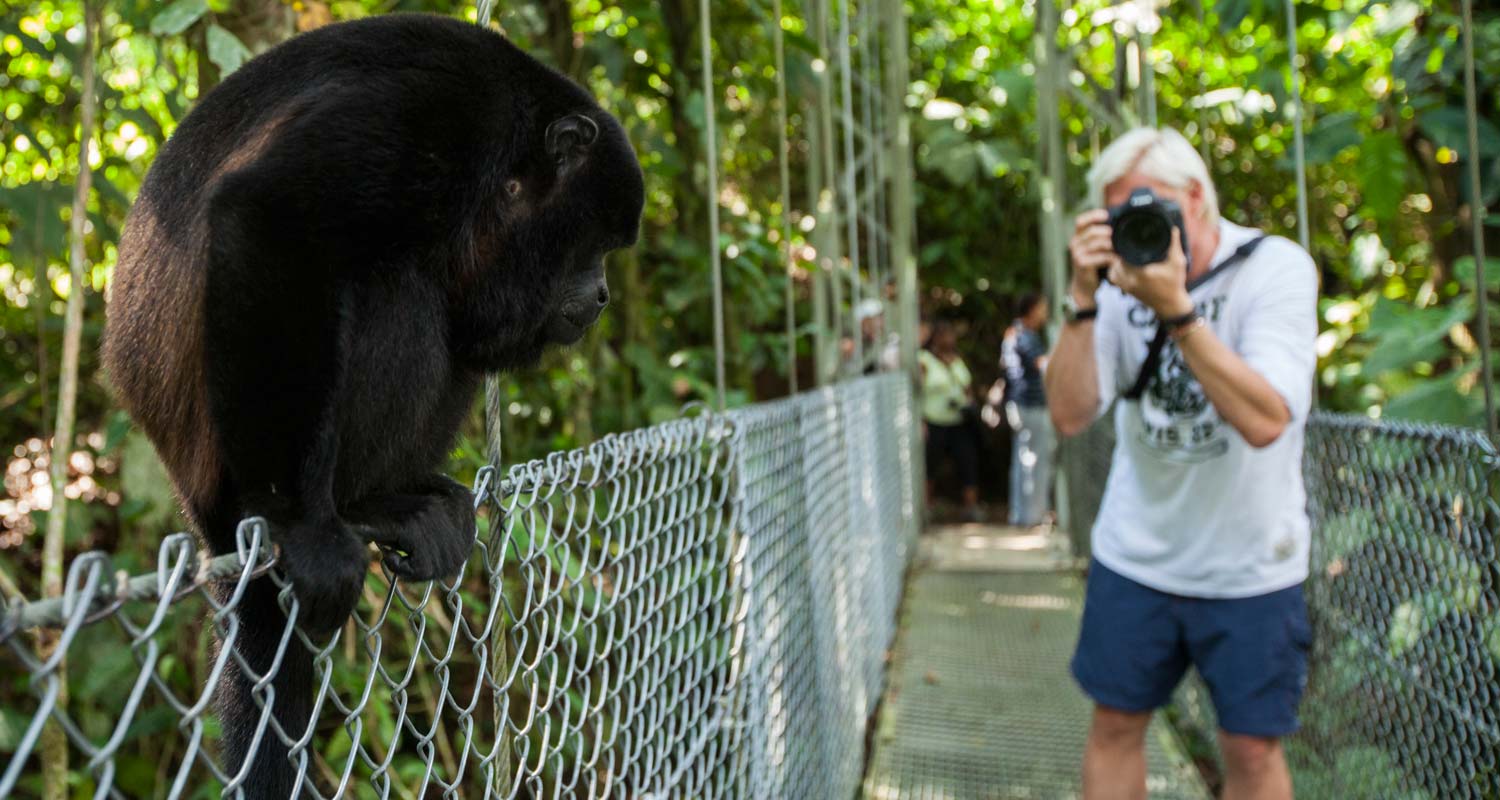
[1107,187,1190,267]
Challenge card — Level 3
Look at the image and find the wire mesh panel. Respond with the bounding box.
[1063,411,1500,798]
[1290,415,1499,799]
[0,375,916,799]
[736,377,918,799]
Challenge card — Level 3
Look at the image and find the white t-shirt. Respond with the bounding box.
[1089,219,1318,598]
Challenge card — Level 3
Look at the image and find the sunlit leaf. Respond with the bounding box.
[1419,106,1500,159]
[1453,257,1500,292]
[1355,131,1410,223]
[1303,111,1361,165]
[205,24,253,76]
[149,0,210,36]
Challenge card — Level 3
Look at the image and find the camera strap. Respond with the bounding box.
[1123,235,1267,402]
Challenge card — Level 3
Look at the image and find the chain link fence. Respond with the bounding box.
[1065,411,1500,798]
[1,374,918,799]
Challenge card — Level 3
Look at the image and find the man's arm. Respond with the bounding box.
[1110,231,1316,448]
[1173,326,1292,447]
[1046,313,1101,436]
[1048,209,1116,436]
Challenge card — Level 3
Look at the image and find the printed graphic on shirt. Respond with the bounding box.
[1129,294,1231,463]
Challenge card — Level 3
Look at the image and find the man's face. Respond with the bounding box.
[1103,169,1210,268]
[1103,171,1198,218]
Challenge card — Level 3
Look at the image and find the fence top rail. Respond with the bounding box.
[1,522,276,645]
[1,375,898,639]
[7,394,1486,641]
[1309,410,1499,460]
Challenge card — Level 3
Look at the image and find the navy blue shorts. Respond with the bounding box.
[1070,558,1312,737]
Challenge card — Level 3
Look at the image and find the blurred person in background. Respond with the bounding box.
[1002,292,1053,528]
[920,320,982,522]
[844,299,902,374]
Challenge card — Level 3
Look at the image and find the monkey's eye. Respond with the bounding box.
[506,179,522,197]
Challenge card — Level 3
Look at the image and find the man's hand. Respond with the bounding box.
[1067,210,1118,308]
[1107,229,1195,319]
[1051,209,1118,436]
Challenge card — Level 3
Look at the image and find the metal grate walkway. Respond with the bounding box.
[862,525,1210,800]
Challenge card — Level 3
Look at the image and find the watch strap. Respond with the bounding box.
[1067,306,1098,324]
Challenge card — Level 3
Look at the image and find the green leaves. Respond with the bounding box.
[1355,131,1410,224]
[1419,105,1500,159]
[1362,295,1473,377]
[1303,111,1362,165]
[205,24,252,75]
[148,0,209,36]
[1453,256,1500,292]
[1382,366,1485,425]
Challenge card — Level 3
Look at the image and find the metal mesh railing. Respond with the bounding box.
[0,374,918,799]
[1065,411,1500,798]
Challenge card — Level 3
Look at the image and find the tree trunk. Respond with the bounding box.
[615,247,644,429]
[541,0,581,75]
[40,4,98,797]
[32,193,51,445]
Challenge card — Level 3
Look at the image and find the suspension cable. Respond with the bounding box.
[1460,0,1495,437]
[814,0,843,385]
[838,0,863,372]
[699,0,727,409]
[774,0,798,394]
[859,0,879,317]
[1284,0,1310,252]
[479,0,502,488]
[871,3,891,309]
[1195,0,1212,166]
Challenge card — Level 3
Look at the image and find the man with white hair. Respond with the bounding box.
[1045,127,1317,800]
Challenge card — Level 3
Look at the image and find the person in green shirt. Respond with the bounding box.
[919,320,981,522]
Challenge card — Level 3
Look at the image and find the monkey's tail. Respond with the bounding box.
[216,578,314,800]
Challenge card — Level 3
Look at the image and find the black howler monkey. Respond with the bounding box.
[102,14,643,797]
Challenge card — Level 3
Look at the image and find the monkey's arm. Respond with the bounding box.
[204,161,374,635]
[201,94,446,632]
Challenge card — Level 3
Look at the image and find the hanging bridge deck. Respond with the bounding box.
[861,525,1211,800]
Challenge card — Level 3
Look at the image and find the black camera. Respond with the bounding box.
[1107,187,1189,267]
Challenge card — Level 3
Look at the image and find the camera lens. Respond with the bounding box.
[1114,211,1173,265]
[1107,188,1187,267]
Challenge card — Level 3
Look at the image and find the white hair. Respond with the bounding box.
[1086,127,1218,222]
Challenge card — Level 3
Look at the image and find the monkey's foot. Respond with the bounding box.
[345,477,477,584]
[275,523,370,637]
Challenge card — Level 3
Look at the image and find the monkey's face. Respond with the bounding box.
[526,111,643,346]
[543,253,610,345]
[460,107,643,369]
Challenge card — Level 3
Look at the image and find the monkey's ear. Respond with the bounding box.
[546,114,599,173]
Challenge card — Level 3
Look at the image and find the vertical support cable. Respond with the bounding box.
[816,0,844,384]
[885,0,915,375]
[870,4,890,305]
[1195,0,1212,166]
[1284,0,1310,252]
[883,0,923,516]
[700,0,727,409]
[859,0,880,314]
[1460,0,1495,437]
[774,0,798,394]
[809,104,833,385]
[477,0,495,26]
[1036,0,1068,324]
[838,0,864,373]
[1135,0,1157,127]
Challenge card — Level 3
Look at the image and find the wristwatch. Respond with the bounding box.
[1063,294,1097,324]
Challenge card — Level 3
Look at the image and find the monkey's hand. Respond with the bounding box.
[274,522,371,638]
[344,476,477,584]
